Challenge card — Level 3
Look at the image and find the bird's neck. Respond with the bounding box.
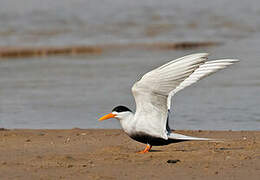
[119,112,136,135]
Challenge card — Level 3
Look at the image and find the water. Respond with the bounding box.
[0,0,259,130]
[1,0,260,46]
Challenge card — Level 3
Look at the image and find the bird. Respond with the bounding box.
[99,53,238,153]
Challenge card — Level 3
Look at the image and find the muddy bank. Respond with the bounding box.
[0,41,220,58]
[0,129,259,179]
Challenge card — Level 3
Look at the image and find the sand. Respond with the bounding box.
[0,129,259,180]
[0,42,219,58]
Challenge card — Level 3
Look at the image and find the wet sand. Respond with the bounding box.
[0,42,219,58]
[0,129,259,179]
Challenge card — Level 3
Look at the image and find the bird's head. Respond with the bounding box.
[99,105,132,121]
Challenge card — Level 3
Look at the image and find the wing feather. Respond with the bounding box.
[167,59,239,109]
[131,53,238,139]
[131,53,210,138]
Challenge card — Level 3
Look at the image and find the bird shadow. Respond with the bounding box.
[150,149,162,152]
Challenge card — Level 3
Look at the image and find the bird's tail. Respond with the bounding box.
[168,132,216,141]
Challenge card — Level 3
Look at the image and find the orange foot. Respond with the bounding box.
[138,144,152,154]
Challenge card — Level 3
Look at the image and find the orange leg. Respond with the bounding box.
[138,144,152,154]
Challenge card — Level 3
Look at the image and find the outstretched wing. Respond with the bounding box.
[131,53,238,139]
[131,53,209,139]
[167,59,239,109]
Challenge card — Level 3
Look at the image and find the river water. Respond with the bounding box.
[0,0,259,130]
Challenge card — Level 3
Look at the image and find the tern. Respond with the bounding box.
[99,53,238,153]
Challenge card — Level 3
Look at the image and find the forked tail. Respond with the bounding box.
[168,132,216,141]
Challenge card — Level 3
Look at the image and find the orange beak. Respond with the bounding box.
[99,113,116,121]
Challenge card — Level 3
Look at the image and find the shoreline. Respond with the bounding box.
[0,129,259,179]
[0,41,220,58]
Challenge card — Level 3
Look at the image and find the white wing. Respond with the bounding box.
[131,53,238,139]
[167,58,239,109]
[132,53,209,139]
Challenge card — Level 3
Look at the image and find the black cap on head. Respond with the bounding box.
[112,105,132,113]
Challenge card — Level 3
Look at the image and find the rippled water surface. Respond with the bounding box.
[0,0,259,129]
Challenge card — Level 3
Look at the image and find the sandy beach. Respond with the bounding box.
[0,129,259,179]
